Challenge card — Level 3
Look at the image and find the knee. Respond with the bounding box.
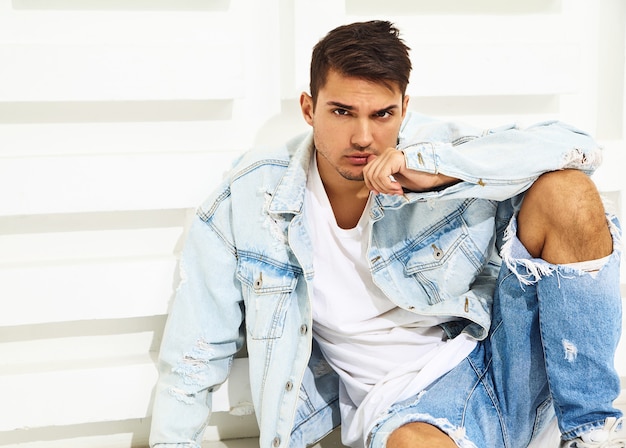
[517,169,611,262]
[526,169,600,206]
[520,169,606,228]
[386,422,457,448]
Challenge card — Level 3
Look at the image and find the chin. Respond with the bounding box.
[340,172,365,182]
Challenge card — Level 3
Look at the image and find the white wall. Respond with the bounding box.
[0,1,625,447]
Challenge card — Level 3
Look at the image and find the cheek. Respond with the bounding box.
[375,125,402,148]
[312,127,328,155]
[314,122,343,151]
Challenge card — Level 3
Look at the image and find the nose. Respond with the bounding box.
[351,118,373,149]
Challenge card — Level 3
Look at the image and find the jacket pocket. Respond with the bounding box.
[237,256,298,340]
[403,217,487,304]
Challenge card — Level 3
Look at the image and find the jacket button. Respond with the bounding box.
[285,380,293,391]
[431,244,443,260]
[254,273,263,290]
[272,437,281,447]
[299,324,308,335]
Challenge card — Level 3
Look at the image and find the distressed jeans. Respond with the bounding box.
[368,215,623,448]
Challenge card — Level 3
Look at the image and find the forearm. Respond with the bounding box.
[395,166,461,192]
[400,120,601,201]
[402,121,600,185]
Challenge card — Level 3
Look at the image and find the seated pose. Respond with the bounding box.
[150,20,624,448]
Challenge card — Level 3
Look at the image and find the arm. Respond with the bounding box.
[149,207,245,447]
[363,150,460,195]
[364,117,601,201]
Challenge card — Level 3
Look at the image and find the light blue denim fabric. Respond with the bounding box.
[367,214,623,448]
[149,112,610,448]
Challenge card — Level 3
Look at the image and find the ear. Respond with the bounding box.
[300,92,315,126]
[401,95,410,119]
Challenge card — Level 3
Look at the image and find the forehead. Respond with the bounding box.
[318,70,402,104]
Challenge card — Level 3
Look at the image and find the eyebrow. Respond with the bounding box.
[326,101,399,114]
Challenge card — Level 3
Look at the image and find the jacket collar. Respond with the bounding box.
[267,130,413,218]
[267,132,314,216]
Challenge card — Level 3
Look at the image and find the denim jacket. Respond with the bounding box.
[149,112,601,448]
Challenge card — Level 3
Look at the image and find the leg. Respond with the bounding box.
[490,259,557,447]
[387,422,457,448]
[504,169,623,441]
[367,343,532,448]
[517,169,612,264]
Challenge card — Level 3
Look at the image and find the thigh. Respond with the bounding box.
[367,344,505,448]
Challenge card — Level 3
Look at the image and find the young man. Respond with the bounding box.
[150,21,624,448]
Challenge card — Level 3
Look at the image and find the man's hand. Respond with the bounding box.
[363,148,460,195]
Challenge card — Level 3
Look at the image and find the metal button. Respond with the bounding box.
[272,437,281,447]
[285,380,293,391]
[254,272,263,289]
[299,324,308,335]
[431,244,443,260]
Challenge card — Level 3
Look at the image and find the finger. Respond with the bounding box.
[363,162,375,191]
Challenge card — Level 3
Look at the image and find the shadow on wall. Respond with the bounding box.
[12,0,230,11]
[0,100,233,124]
[254,100,311,148]
[345,0,562,15]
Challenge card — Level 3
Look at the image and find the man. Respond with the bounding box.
[150,21,624,448]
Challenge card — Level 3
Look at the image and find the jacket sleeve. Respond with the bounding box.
[149,197,245,447]
[399,119,602,201]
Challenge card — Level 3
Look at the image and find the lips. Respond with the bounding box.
[346,154,371,165]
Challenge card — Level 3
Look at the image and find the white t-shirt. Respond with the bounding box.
[305,155,477,447]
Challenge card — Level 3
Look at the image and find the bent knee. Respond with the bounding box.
[533,169,601,201]
[387,422,457,448]
[521,169,605,224]
[518,169,612,262]
[528,169,598,200]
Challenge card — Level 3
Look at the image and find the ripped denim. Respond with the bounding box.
[368,214,623,448]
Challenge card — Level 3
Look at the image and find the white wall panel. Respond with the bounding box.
[0,258,177,325]
[0,331,158,366]
[0,44,243,102]
[0,8,234,44]
[0,152,235,215]
[0,121,238,156]
[0,358,257,446]
[407,43,579,97]
[291,0,347,96]
[0,354,157,431]
[1,228,181,263]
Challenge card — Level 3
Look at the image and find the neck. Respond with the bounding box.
[318,171,370,230]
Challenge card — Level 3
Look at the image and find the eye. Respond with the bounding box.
[333,108,350,116]
[374,110,392,118]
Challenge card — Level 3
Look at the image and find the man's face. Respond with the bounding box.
[300,69,409,186]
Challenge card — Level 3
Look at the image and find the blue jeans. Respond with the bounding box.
[368,215,622,448]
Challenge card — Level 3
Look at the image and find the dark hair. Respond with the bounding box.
[309,20,412,105]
